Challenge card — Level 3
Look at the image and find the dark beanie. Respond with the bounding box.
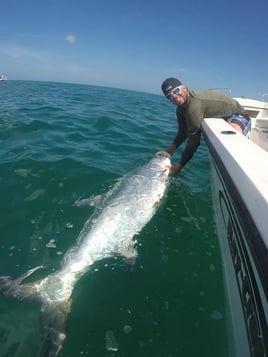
[161,77,182,96]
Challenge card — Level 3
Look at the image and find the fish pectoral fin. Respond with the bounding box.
[73,194,104,208]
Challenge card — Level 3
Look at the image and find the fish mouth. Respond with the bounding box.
[155,151,171,159]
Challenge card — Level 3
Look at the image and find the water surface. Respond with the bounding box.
[0,81,230,357]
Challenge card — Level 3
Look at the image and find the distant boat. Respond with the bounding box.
[0,74,8,81]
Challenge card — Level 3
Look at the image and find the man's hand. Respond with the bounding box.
[167,163,183,175]
[164,144,177,156]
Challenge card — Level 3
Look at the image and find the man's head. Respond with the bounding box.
[161,77,188,106]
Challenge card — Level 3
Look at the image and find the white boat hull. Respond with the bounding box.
[202,118,268,356]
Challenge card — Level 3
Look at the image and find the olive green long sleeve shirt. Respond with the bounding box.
[173,90,245,166]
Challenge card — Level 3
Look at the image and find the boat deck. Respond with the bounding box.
[235,96,268,152]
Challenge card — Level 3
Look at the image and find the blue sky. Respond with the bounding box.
[1,0,268,99]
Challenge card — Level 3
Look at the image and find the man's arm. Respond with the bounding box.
[165,113,187,155]
[169,129,201,175]
[179,129,201,167]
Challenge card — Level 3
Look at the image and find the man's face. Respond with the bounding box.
[166,85,188,106]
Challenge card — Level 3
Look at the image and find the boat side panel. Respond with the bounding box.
[202,119,268,356]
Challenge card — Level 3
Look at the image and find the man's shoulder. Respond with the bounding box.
[190,90,239,108]
[192,90,228,100]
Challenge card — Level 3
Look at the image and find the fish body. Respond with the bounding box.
[0,151,171,356]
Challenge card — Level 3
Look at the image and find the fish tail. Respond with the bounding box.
[40,298,72,357]
[0,265,43,300]
[0,267,72,356]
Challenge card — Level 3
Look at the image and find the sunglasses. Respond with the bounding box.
[166,86,182,100]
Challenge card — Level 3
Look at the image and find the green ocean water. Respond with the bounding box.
[0,81,231,357]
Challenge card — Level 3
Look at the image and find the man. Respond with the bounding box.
[161,77,251,175]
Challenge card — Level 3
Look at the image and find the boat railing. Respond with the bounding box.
[262,94,268,102]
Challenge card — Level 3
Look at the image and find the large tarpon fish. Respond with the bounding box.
[0,151,171,356]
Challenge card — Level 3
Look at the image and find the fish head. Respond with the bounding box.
[150,151,171,177]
